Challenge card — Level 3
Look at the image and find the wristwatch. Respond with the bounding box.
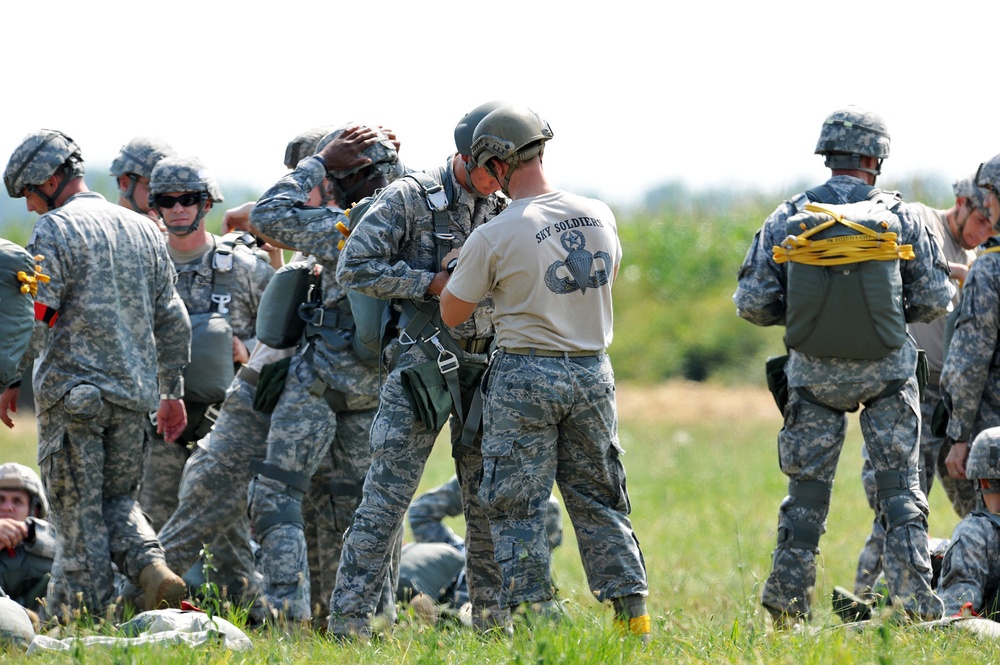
[446,258,459,274]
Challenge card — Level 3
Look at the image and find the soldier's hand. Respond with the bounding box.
[223,201,256,234]
[0,386,19,429]
[379,126,401,153]
[441,248,461,271]
[318,125,377,173]
[946,441,970,479]
[0,518,28,549]
[157,399,188,443]
[233,337,250,365]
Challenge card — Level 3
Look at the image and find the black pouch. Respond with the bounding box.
[253,357,292,414]
[930,399,949,438]
[765,354,790,414]
[916,349,929,402]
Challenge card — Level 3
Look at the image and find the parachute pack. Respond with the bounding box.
[0,240,48,390]
[774,187,913,360]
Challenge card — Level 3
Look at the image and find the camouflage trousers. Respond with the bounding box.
[478,352,647,609]
[329,347,503,636]
[140,426,191,533]
[762,377,943,621]
[36,387,165,617]
[248,351,381,622]
[937,513,1000,616]
[158,374,266,603]
[855,384,981,596]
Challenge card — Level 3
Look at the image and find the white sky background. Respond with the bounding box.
[1,1,997,208]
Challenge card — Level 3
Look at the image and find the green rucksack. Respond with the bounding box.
[0,240,41,390]
[774,195,913,360]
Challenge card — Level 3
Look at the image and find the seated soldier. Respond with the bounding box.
[938,426,1000,618]
[0,463,56,615]
[400,475,563,621]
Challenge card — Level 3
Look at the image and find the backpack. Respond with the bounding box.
[182,233,250,404]
[344,170,453,361]
[0,240,39,390]
[774,191,914,360]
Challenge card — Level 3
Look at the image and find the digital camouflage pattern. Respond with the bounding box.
[3,129,83,198]
[148,155,224,203]
[479,352,645,609]
[141,234,273,529]
[16,189,190,617]
[813,106,890,158]
[977,154,1000,193]
[953,175,991,217]
[734,175,952,622]
[247,156,385,622]
[967,427,1000,479]
[109,137,176,178]
[938,513,1000,615]
[941,252,1000,444]
[284,126,337,170]
[317,125,398,179]
[0,518,55,612]
[328,156,506,637]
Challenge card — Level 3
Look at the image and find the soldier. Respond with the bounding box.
[328,101,509,639]
[942,154,1000,490]
[140,155,275,532]
[0,129,191,618]
[156,127,388,623]
[440,105,649,639]
[733,107,951,626]
[0,239,42,393]
[855,175,991,597]
[247,124,400,626]
[109,136,176,223]
[0,464,55,615]
[937,426,1000,617]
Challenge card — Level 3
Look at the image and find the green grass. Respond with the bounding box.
[6,384,992,662]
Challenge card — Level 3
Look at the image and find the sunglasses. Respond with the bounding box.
[154,193,204,208]
[980,479,1000,495]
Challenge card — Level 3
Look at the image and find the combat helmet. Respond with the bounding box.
[148,155,224,236]
[814,106,891,177]
[3,129,85,210]
[953,174,993,225]
[471,105,553,195]
[110,136,176,213]
[453,101,507,195]
[315,124,398,207]
[284,126,337,170]
[0,463,48,519]
[967,428,1000,480]
[976,154,1000,227]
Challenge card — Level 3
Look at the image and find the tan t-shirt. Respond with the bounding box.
[906,202,975,380]
[447,190,621,351]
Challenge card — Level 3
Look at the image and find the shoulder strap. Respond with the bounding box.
[404,169,454,268]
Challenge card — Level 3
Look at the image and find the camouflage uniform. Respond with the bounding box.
[248,156,385,622]
[0,518,55,613]
[19,191,190,615]
[734,175,951,621]
[941,251,1000,477]
[141,235,273,530]
[329,156,505,636]
[938,512,1000,616]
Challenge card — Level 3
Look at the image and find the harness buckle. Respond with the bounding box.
[398,329,417,346]
[213,250,234,272]
[426,331,459,374]
[211,293,231,315]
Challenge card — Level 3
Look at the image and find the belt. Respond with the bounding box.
[501,347,605,358]
[455,337,492,354]
[236,365,260,387]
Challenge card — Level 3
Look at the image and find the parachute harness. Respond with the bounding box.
[772,203,914,266]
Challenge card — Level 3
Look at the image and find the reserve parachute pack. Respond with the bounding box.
[773,187,913,360]
[255,259,321,349]
[344,170,453,362]
[183,232,252,404]
[0,240,48,390]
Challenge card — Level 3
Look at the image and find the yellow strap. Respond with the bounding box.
[16,255,50,298]
[614,614,651,636]
[773,204,914,266]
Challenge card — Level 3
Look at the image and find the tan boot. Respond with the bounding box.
[138,562,187,611]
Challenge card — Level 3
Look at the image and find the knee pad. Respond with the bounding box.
[249,461,310,534]
[777,479,832,551]
[875,470,924,529]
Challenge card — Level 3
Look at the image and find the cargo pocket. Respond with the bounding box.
[63,384,102,420]
[478,438,522,515]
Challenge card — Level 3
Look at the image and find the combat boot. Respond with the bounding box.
[138,561,187,611]
[612,594,651,643]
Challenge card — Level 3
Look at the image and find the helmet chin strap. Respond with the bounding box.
[164,199,208,236]
[122,174,142,213]
[462,157,491,199]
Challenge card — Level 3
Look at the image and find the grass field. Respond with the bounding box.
[2,381,992,662]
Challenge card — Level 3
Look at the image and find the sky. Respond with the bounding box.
[1,1,998,209]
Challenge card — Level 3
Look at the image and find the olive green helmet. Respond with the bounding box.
[454,101,507,156]
[967,427,1000,480]
[814,106,890,176]
[0,462,48,518]
[284,125,337,170]
[4,129,85,203]
[471,105,553,195]
[110,136,176,179]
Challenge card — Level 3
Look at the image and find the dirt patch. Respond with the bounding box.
[616,381,780,425]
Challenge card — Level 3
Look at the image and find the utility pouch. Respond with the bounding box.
[916,349,929,402]
[930,399,949,438]
[252,357,292,414]
[400,361,486,432]
[185,311,235,404]
[765,354,790,414]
